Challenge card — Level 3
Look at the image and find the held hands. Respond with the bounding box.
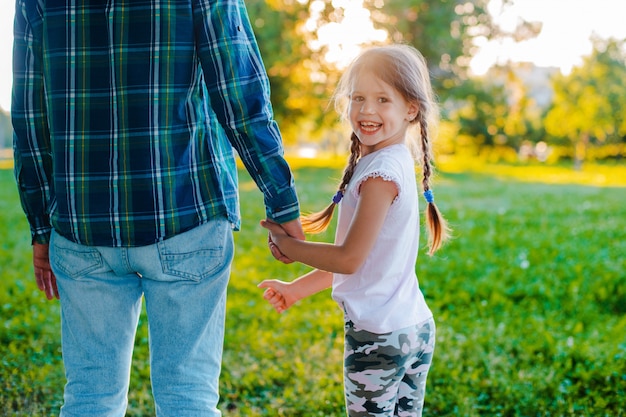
[264,218,302,264]
[261,219,305,312]
[33,243,59,300]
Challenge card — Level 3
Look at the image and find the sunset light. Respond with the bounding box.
[1,0,625,111]
[3,2,626,414]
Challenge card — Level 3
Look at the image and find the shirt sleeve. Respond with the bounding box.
[12,1,53,244]
[192,0,300,224]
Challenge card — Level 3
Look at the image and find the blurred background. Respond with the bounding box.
[1,0,625,168]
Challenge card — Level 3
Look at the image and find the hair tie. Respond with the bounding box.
[332,190,344,204]
[423,189,434,203]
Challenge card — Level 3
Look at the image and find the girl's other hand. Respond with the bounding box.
[258,279,297,314]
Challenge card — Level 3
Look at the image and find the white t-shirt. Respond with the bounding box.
[331,144,432,334]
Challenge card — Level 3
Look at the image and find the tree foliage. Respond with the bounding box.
[545,37,626,164]
[245,0,545,150]
[365,0,491,91]
[246,0,343,145]
[247,1,313,142]
[449,64,546,157]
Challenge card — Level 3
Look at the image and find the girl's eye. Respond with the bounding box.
[352,96,364,102]
[378,97,388,103]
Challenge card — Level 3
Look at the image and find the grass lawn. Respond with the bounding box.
[1,160,625,416]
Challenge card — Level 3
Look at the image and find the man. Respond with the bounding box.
[12,0,303,416]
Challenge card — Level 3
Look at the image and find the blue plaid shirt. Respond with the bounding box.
[12,0,300,247]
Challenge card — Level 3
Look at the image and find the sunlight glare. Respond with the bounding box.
[470,0,626,76]
[0,0,14,112]
[307,0,387,69]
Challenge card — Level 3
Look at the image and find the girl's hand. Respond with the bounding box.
[262,219,293,263]
[258,279,298,314]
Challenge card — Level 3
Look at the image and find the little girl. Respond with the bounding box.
[259,44,450,417]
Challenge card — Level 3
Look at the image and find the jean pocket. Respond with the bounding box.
[157,220,232,282]
[50,232,104,279]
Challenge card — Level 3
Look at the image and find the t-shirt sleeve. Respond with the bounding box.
[351,156,404,203]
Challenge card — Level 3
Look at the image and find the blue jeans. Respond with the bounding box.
[50,220,234,417]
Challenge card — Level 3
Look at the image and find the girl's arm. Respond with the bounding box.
[258,269,333,313]
[262,176,397,274]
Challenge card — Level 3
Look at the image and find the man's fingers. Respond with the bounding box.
[40,270,53,300]
[32,243,59,300]
[260,219,279,232]
[43,271,53,300]
[49,272,59,299]
[35,267,59,300]
[35,268,46,292]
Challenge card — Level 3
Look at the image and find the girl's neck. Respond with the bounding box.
[360,141,405,156]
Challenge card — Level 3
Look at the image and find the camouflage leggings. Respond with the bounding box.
[343,317,436,417]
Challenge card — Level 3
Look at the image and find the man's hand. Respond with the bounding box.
[278,218,305,241]
[33,243,59,300]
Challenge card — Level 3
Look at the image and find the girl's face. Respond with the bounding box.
[348,69,418,155]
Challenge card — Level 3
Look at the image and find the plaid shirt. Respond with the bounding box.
[12,0,299,247]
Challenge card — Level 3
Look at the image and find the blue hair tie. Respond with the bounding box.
[423,189,434,203]
[332,190,344,204]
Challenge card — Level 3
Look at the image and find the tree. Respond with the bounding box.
[361,0,539,99]
[247,0,341,145]
[364,0,487,85]
[446,76,509,152]
[544,37,626,167]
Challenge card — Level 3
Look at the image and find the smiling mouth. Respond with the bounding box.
[360,122,381,132]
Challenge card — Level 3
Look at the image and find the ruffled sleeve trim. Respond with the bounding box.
[353,171,401,204]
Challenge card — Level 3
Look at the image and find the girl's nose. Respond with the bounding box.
[360,101,374,114]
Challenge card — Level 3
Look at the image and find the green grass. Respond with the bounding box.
[1,164,625,416]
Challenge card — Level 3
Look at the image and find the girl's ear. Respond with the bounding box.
[406,102,419,122]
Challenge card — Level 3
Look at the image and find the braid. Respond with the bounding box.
[420,120,432,193]
[339,133,361,191]
[301,133,361,234]
[419,113,450,255]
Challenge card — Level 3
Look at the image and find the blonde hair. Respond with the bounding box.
[301,44,450,255]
